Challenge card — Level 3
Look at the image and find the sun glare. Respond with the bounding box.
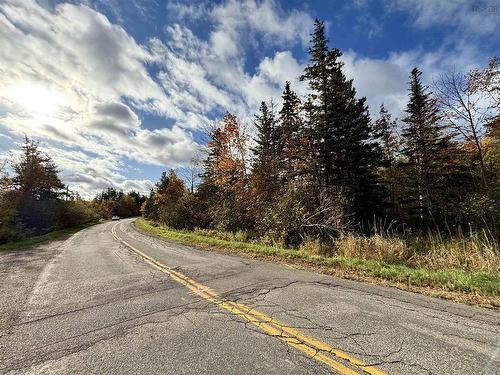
[7,83,67,117]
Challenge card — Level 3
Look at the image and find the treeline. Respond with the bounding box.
[143,20,499,247]
[0,138,145,244]
[90,187,146,218]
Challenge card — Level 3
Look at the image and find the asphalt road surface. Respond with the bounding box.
[0,219,498,374]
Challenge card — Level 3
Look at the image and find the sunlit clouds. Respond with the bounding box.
[0,0,496,197]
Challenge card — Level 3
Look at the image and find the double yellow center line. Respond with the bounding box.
[112,222,388,375]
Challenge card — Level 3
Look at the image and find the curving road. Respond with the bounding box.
[0,219,498,374]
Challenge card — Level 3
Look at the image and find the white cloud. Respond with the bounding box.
[341,51,408,119]
[0,1,308,196]
[341,40,489,120]
[386,0,499,37]
[152,4,311,118]
[1,0,491,197]
[0,1,200,195]
[210,0,312,54]
[257,51,308,95]
[165,1,209,22]
[168,0,313,60]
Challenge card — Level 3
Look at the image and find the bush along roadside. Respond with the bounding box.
[135,219,500,308]
[0,221,100,252]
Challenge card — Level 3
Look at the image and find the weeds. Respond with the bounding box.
[136,218,500,298]
[333,233,410,264]
[191,222,499,273]
[411,230,499,272]
[313,229,499,273]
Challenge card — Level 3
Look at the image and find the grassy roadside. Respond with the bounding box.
[136,218,500,308]
[0,221,100,252]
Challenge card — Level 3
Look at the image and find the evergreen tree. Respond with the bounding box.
[374,104,399,165]
[251,101,279,203]
[300,19,385,222]
[400,68,454,226]
[252,101,277,170]
[374,104,400,218]
[276,81,304,183]
[156,171,171,194]
[141,189,156,219]
[12,137,64,200]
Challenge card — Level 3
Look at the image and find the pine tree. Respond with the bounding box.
[251,101,279,203]
[12,136,64,200]
[276,81,304,183]
[401,68,453,226]
[252,101,277,171]
[156,171,171,194]
[300,19,385,222]
[374,104,400,218]
[374,104,399,165]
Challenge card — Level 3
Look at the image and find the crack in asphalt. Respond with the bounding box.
[13,283,180,326]
[2,220,498,375]
[129,221,500,326]
[0,296,212,372]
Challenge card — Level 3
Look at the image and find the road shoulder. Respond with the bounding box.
[131,219,500,321]
[0,236,72,334]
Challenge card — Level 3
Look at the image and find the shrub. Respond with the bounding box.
[18,197,62,236]
[0,191,24,243]
[59,200,100,228]
[258,188,306,247]
[459,192,499,238]
[258,185,348,248]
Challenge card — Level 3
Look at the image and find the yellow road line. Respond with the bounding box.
[112,223,388,375]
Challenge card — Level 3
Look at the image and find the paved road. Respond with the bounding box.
[0,219,498,374]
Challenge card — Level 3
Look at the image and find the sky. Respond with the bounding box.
[0,0,498,197]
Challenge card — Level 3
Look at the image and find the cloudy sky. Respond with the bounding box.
[0,0,498,197]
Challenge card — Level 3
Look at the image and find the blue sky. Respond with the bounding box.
[0,0,498,197]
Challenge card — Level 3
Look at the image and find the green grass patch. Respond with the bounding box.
[136,218,500,297]
[0,221,100,252]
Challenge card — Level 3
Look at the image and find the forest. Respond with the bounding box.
[141,20,499,273]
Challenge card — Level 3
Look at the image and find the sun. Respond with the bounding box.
[6,83,67,117]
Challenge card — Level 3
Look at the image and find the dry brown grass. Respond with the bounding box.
[334,233,410,263]
[300,230,499,273]
[411,232,500,272]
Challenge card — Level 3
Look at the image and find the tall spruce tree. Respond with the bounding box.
[251,101,279,203]
[374,104,399,165]
[401,68,453,226]
[155,171,171,194]
[277,81,304,183]
[12,137,64,200]
[374,104,400,218]
[300,19,385,222]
